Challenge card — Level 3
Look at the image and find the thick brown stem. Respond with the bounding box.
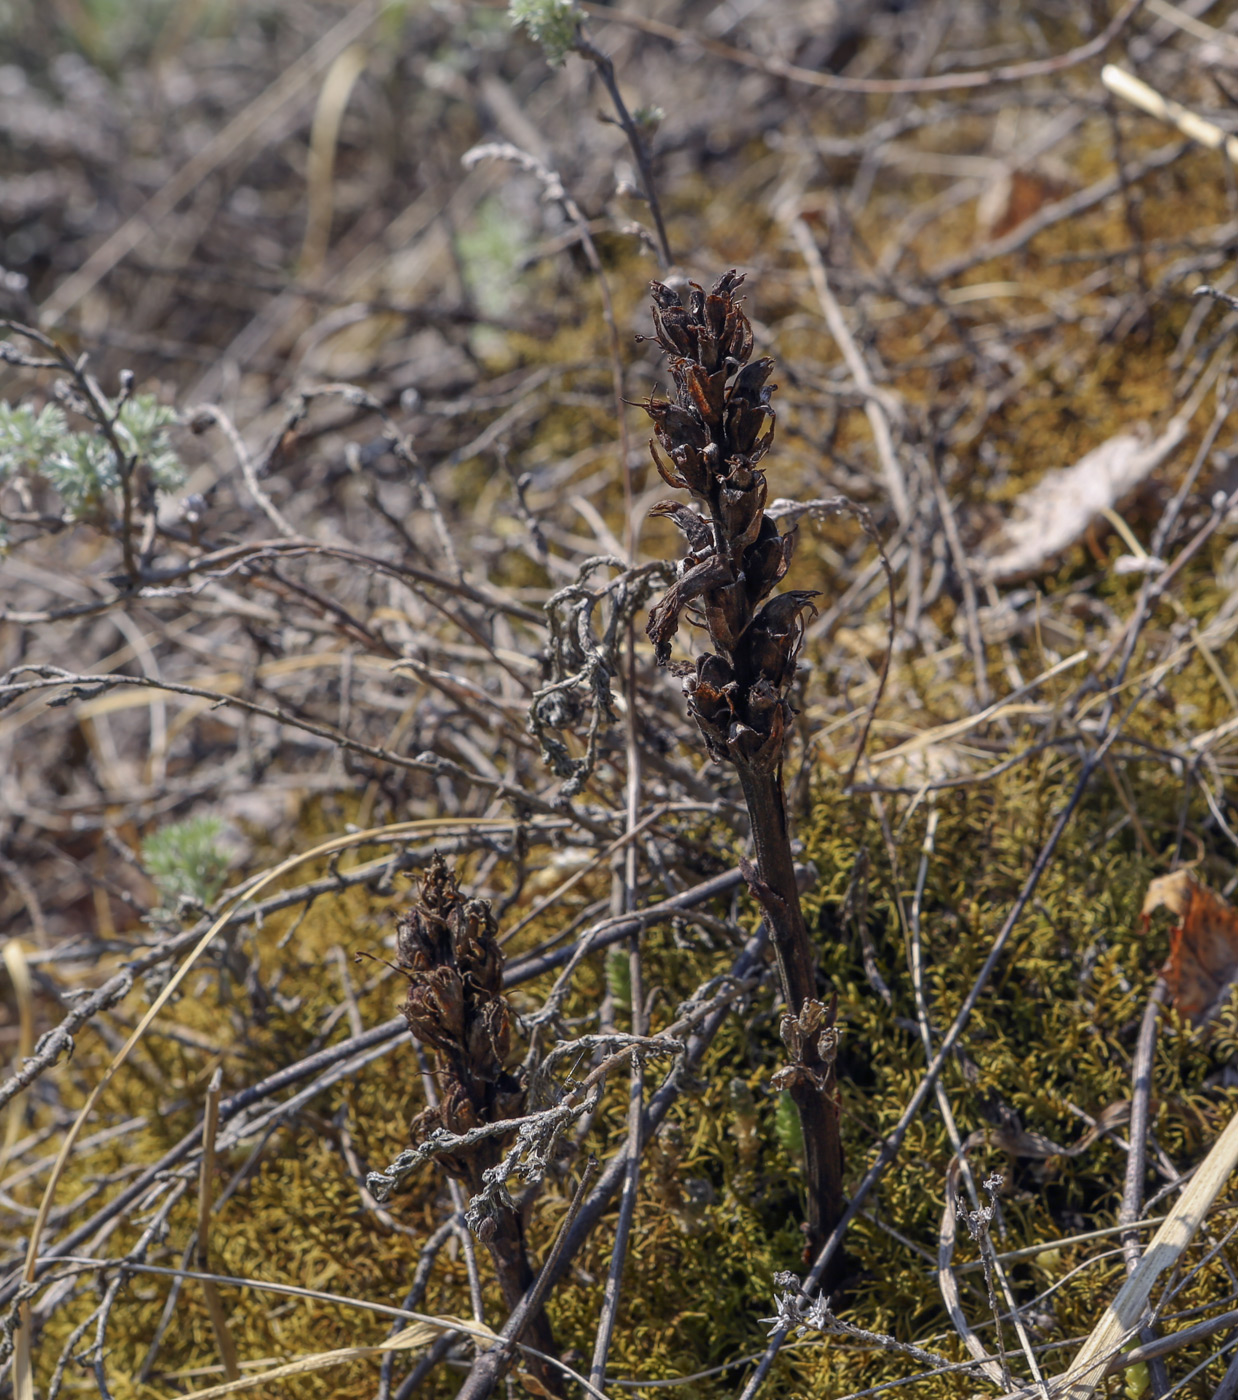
[466,1207,562,1399]
[640,270,846,1261]
[736,765,815,1007]
[736,763,845,1254]
[457,1158,600,1400]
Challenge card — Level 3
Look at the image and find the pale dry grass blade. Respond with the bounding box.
[177,1319,472,1400]
[300,45,371,277]
[40,2,384,327]
[871,650,1087,766]
[1059,1106,1238,1399]
[1103,65,1238,163]
[1144,0,1238,53]
[197,1068,240,1383]
[784,211,910,524]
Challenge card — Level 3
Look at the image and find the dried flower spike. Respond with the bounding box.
[392,855,562,1394]
[643,272,845,1257]
[644,271,814,774]
[396,856,524,1175]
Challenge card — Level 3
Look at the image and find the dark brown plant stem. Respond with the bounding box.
[739,717,1127,1400]
[572,33,673,271]
[736,767,815,1006]
[738,766,845,1242]
[479,1217,555,1370]
[455,1157,599,1400]
[642,271,844,1253]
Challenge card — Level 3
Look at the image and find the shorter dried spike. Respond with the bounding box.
[384,856,561,1383]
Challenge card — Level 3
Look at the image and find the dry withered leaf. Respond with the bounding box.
[974,417,1188,583]
[1142,870,1238,1022]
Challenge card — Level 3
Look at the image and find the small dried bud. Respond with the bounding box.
[179,492,208,524]
[403,965,466,1052]
[739,591,819,691]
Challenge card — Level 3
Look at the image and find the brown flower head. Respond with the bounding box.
[393,855,523,1179]
[643,271,816,771]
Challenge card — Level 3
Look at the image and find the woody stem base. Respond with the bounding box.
[454,1207,562,1400]
[736,764,845,1254]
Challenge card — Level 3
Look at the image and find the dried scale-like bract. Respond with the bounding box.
[643,272,844,1255]
[392,856,562,1394]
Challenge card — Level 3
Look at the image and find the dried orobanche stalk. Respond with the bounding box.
[644,270,816,774]
[389,855,562,1393]
[642,271,845,1256]
[396,855,526,1181]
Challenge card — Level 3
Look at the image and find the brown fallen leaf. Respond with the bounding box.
[976,167,1074,240]
[1141,870,1238,1022]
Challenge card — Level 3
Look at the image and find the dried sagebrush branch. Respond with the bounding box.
[643,271,844,1254]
